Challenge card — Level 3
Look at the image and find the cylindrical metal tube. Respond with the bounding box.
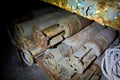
[43,49,63,70]
[17,48,34,66]
[58,22,105,57]
[13,11,71,65]
[35,49,102,80]
[42,24,63,38]
[57,58,76,80]
[74,28,116,73]
[16,36,38,50]
[16,36,42,65]
[84,28,116,57]
[33,24,64,50]
[79,63,102,80]
[41,51,102,79]
[82,53,97,69]
[59,15,92,38]
[13,11,68,48]
[33,15,92,50]
[15,11,71,39]
[49,33,64,47]
[18,45,42,66]
[69,56,84,74]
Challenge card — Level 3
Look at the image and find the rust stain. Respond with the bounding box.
[41,0,120,30]
[35,54,62,80]
[33,30,48,50]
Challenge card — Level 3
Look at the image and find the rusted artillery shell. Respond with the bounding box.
[59,15,92,38]
[58,22,105,57]
[15,11,71,38]
[74,28,116,73]
[33,15,92,50]
[84,28,116,57]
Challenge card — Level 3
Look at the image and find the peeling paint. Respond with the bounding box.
[42,0,120,30]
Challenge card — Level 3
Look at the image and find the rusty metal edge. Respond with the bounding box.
[41,0,120,30]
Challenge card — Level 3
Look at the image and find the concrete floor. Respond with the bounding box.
[1,46,50,80]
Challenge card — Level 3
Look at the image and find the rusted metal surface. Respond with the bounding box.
[35,50,102,80]
[33,15,92,50]
[41,0,120,30]
[58,22,105,55]
[73,28,116,73]
[33,24,64,50]
[58,15,92,38]
[8,6,118,80]
[12,11,66,48]
[14,11,71,39]
[10,10,72,65]
[83,28,116,57]
[9,7,92,66]
[79,63,102,80]
[16,36,42,65]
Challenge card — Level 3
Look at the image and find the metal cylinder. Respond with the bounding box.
[13,11,71,65]
[17,48,34,66]
[58,22,105,57]
[58,15,92,38]
[16,36,42,65]
[33,15,92,50]
[42,24,64,38]
[69,56,84,74]
[33,24,64,50]
[57,58,76,80]
[15,11,71,39]
[79,63,102,80]
[43,49,63,70]
[13,11,68,48]
[35,49,102,80]
[73,28,116,73]
[39,51,102,80]
[84,28,116,57]
[18,45,42,65]
[14,7,56,38]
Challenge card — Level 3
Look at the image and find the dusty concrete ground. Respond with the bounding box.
[1,46,50,80]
